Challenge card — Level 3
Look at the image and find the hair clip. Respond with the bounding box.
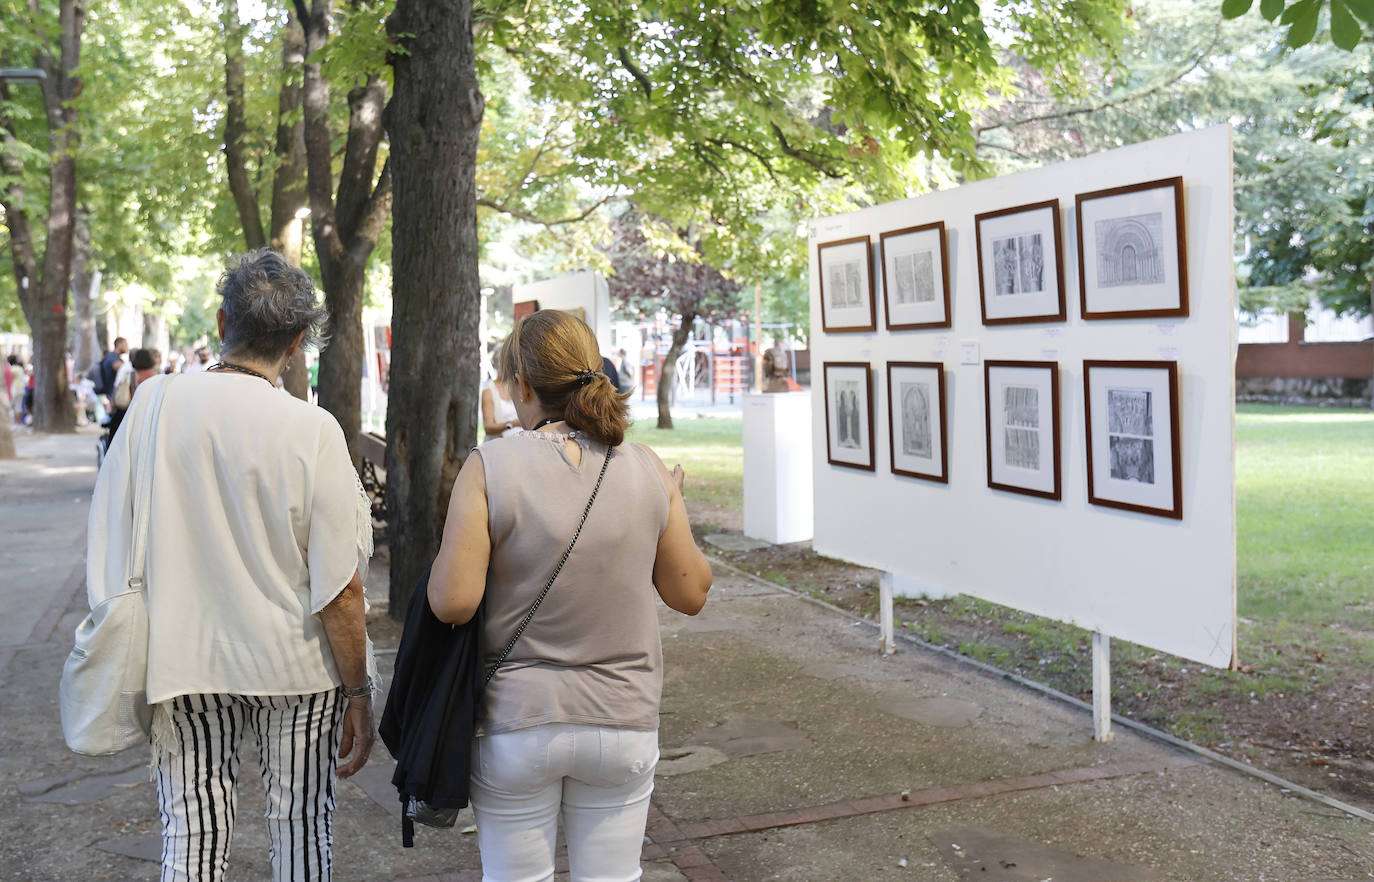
[575,369,596,386]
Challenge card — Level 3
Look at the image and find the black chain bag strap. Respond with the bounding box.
[485,445,614,684]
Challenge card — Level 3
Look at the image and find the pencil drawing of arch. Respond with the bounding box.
[1095,212,1165,287]
[900,381,932,458]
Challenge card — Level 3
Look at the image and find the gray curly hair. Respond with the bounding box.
[217,249,329,360]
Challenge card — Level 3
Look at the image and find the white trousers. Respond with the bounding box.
[153,690,345,882]
[469,723,659,882]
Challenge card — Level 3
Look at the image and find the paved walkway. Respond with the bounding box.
[2,431,1372,881]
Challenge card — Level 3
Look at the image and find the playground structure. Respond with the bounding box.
[358,305,805,435]
[635,316,802,406]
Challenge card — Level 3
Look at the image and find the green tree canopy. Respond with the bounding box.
[474,0,1132,280]
[977,0,1373,319]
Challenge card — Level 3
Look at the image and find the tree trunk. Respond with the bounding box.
[2,0,83,432]
[270,16,310,404]
[23,1,83,433]
[298,0,391,449]
[70,211,100,375]
[31,309,73,432]
[385,0,483,620]
[752,282,763,392]
[268,12,307,256]
[317,258,366,464]
[221,6,311,400]
[656,316,694,429]
[222,0,266,250]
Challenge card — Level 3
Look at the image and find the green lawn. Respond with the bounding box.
[626,416,745,531]
[1236,404,1374,630]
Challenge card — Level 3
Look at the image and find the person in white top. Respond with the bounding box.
[86,249,374,881]
[480,374,523,438]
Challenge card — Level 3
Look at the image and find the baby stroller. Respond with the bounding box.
[95,422,111,467]
[95,406,122,467]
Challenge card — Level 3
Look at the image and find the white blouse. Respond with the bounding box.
[87,371,367,704]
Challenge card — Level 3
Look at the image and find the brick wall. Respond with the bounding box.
[1236,312,1372,379]
[1236,313,1372,404]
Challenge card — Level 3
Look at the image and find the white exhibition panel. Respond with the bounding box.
[513,271,613,353]
[743,392,815,545]
[808,126,1236,668]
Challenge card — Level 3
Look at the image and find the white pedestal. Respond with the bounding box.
[743,392,813,545]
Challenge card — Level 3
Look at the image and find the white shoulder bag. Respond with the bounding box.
[60,375,172,755]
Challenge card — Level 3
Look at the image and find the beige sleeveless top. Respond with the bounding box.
[474,431,670,735]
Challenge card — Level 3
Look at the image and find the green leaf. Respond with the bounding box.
[1279,0,1317,24]
[1329,0,1363,47]
[1342,0,1374,25]
[1222,0,1255,17]
[1260,0,1286,20]
[1286,1,1322,44]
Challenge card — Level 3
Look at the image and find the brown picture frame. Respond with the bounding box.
[886,361,948,483]
[823,361,875,471]
[974,199,1066,326]
[818,236,878,333]
[1076,176,1189,320]
[1083,359,1183,519]
[983,359,1062,500]
[879,222,951,331]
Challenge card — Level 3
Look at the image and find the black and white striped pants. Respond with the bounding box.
[154,690,345,882]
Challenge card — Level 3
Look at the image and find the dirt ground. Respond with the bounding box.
[705,537,1374,815]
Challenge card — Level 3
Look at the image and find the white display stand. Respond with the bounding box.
[743,392,814,545]
[808,128,1236,706]
[512,272,613,353]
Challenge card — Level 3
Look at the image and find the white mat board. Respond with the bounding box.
[808,126,1236,667]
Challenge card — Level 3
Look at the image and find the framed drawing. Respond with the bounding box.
[1076,176,1188,319]
[886,361,947,482]
[983,360,1061,500]
[818,236,877,333]
[823,362,875,471]
[879,222,950,330]
[1083,360,1182,519]
[975,199,1066,325]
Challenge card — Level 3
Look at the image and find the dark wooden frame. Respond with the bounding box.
[817,235,878,333]
[1075,176,1189,320]
[983,359,1062,500]
[1083,359,1183,519]
[886,361,948,483]
[879,222,951,331]
[823,361,876,471]
[974,199,1066,326]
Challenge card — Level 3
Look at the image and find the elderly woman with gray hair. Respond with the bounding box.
[86,249,375,880]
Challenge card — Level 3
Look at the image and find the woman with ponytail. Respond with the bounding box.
[429,309,713,881]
